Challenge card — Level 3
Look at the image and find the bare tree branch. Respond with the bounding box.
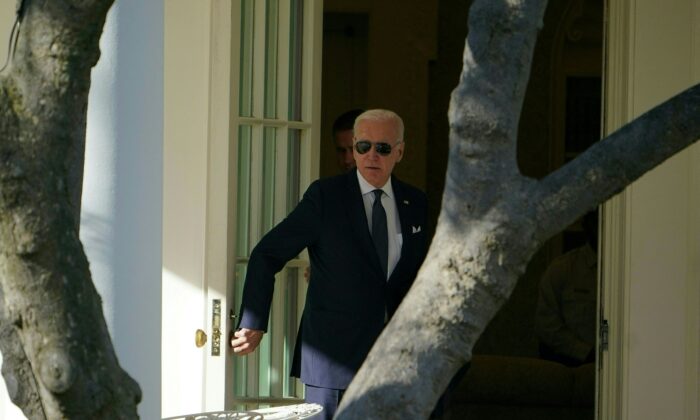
[338,0,700,418]
[534,83,700,241]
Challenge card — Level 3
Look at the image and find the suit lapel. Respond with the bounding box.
[389,177,417,283]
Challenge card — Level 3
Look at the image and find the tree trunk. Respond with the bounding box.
[0,1,140,418]
[0,0,697,418]
[337,0,700,418]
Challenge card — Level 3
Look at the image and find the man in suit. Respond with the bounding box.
[331,108,364,172]
[231,109,428,419]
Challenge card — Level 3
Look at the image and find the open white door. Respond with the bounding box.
[162,0,323,416]
[163,1,222,417]
[228,0,323,409]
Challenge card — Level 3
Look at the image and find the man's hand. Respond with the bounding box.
[230,328,264,355]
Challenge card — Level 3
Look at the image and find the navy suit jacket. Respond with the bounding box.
[237,169,428,389]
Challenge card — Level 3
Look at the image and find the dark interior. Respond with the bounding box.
[320,0,603,418]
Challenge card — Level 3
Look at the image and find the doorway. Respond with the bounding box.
[320,0,604,418]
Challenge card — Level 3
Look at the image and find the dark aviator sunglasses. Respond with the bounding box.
[354,140,402,156]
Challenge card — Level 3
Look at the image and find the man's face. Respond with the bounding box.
[334,129,355,172]
[353,119,403,188]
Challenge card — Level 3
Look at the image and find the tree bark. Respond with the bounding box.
[0,0,697,418]
[337,0,700,418]
[0,1,141,418]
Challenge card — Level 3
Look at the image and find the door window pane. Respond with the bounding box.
[236,125,252,257]
[264,0,279,118]
[288,0,304,121]
[262,127,277,234]
[287,129,302,211]
[239,0,255,117]
[283,267,301,396]
[232,0,314,404]
[234,263,248,397]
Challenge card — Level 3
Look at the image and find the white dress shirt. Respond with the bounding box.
[357,171,402,279]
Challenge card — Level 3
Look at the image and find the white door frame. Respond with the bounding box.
[163,0,232,416]
[163,0,324,415]
[600,0,700,419]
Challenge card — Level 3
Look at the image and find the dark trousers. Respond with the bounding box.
[305,384,345,420]
[303,363,470,420]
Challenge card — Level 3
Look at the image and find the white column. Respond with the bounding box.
[81,1,163,419]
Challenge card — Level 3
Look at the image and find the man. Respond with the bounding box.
[331,108,364,172]
[231,109,428,419]
[534,211,598,367]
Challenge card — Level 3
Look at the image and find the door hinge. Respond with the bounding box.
[600,319,609,351]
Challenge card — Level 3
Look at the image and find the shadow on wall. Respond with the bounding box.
[80,211,113,271]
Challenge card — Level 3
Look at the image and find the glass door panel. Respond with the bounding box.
[230,0,320,408]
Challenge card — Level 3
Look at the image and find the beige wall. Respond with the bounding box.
[321,0,438,190]
[602,0,700,418]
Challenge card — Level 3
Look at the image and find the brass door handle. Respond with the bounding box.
[195,329,207,348]
[196,300,223,355]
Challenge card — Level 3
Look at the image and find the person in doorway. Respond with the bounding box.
[331,108,364,173]
[534,211,599,367]
[303,109,365,282]
[231,109,428,419]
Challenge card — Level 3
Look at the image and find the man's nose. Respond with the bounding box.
[366,146,381,159]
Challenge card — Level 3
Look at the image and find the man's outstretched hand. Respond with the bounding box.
[231,328,264,355]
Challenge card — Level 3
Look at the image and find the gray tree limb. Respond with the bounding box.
[337,0,699,418]
[535,85,700,242]
[0,1,141,418]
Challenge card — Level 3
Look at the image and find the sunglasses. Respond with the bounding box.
[354,140,402,156]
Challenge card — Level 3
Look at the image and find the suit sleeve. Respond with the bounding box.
[237,181,323,331]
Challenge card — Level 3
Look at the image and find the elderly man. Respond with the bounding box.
[232,109,428,419]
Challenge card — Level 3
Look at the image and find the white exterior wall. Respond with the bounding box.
[0,1,164,419]
[623,0,700,415]
[602,0,700,419]
[81,1,164,419]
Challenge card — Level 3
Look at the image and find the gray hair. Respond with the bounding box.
[354,109,404,142]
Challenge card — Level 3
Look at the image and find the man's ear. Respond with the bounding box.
[396,143,404,162]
